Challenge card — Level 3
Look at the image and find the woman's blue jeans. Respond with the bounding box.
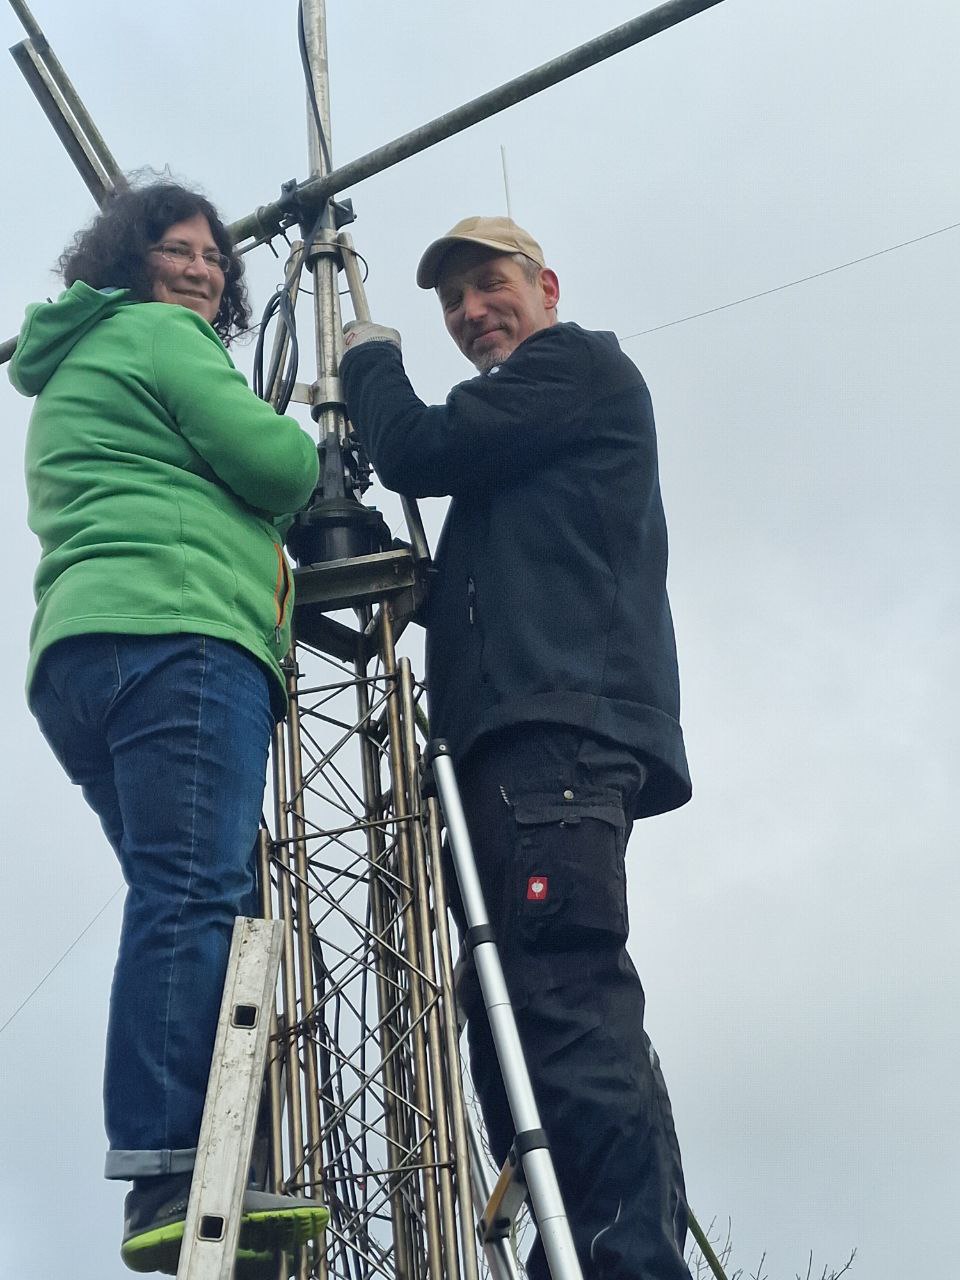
[29,633,274,1180]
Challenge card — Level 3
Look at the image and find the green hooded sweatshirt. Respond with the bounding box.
[11,282,319,709]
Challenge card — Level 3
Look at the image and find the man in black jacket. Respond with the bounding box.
[341,217,693,1280]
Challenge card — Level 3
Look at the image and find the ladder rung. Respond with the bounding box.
[479,1147,528,1243]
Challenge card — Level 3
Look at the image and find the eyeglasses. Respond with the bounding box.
[149,242,231,273]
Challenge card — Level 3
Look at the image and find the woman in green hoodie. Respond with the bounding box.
[10,182,325,1270]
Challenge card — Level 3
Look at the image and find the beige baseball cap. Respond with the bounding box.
[416,216,545,289]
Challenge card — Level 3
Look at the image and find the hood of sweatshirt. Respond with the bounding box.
[8,281,132,397]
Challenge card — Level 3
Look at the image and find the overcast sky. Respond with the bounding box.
[1,2,957,1278]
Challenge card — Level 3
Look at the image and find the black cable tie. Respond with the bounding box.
[465,924,496,950]
[422,739,450,767]
[513,1127,549,1158]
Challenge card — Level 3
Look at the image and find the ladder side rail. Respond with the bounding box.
[425,794,485,1280]
[430,746,584,1280]
[177,916,284,1280]
[256,827,288,1199]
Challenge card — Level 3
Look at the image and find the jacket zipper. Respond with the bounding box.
[467,575,476,625]
[274,545,291,646]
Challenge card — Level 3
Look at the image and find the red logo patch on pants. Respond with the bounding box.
[526,876,549,901]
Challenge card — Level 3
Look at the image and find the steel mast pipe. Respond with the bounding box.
[1,0,725,366]
[229,0,725,246]
[301,0,343,416]
[291,0,333,1220]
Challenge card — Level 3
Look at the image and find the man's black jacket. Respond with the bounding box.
[340,321,691,818]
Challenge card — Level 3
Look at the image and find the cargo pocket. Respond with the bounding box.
[511,789,630,954]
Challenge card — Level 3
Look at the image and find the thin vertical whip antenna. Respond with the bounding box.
[500,144,513,220]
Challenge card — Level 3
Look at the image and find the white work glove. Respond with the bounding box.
[343,319,401,352]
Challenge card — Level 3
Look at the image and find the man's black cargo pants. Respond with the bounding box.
[448,725,692,1280]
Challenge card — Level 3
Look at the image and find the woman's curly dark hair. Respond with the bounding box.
[58,180,251,344]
